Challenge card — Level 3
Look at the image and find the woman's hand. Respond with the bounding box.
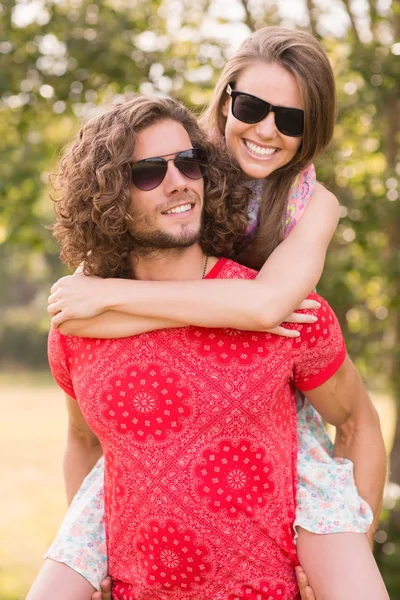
[48,273,107,327]
[296,566,316,600]
[91,576,112,600]
[47,273,320,336]
[264,298,320,338]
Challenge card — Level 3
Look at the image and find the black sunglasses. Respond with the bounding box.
[226,84,304,137]
[130,148,208,191]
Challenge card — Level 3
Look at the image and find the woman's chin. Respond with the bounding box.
[239,161,276,180]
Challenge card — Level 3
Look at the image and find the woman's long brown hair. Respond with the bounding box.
[201,26,337,269]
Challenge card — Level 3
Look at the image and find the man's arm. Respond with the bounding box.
[64,393,102,504]
[304,355,387,534]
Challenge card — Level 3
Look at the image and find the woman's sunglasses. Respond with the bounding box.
[226,84,304,138]
[130,148,208,191]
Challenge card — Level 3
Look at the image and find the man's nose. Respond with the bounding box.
[254,111,278,139]
[163,160,188,194]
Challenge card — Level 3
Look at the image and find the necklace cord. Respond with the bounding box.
[202,255,209,279]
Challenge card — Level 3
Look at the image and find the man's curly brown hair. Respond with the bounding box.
[51,96,250,278]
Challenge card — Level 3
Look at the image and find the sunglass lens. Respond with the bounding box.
[175,149,208,180]
[233,94,267,124]
[276,108,304,137]
[131,160,167,191]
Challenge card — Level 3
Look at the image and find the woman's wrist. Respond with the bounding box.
[101,278,131,313]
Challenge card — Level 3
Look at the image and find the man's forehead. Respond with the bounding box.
[133,119,193,161]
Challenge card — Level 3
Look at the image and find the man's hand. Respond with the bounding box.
[91,576,112,600]
[264,298,320,339]
[296,566,316,600]
[90,572,314,600]
[48,273,106,327]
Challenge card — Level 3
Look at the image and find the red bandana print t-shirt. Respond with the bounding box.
[48,258,346,600]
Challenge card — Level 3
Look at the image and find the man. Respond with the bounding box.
[44,97,386,600]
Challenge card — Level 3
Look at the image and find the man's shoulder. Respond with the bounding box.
[48,326,116,358]
[290,291,341,332]
[211,258,258,281]
[292,291,344,350]
[48,326,64,353]
[305,291,336,316]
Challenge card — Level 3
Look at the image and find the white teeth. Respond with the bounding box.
[245,140,277,157]
[164,203,192,214]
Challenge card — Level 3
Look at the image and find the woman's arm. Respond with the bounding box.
[59,312,181,338]
[50,184,339,334]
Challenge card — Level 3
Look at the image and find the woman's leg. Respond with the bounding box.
[27,458,108,598]
[26,559,95,600]
[296,528,389,600]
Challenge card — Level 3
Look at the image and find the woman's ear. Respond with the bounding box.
[221,98,230,118]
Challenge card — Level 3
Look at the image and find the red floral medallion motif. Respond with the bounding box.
[136,520,211,591]
[196,440,274,518]
[101,364,191,441]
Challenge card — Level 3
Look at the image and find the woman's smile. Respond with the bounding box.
[223,61,303,179]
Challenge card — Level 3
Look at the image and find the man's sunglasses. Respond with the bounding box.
[130,148,208,191]
[226,84,304,137]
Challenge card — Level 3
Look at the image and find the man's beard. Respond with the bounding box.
[128,192,202,257]
[130,226,200,256]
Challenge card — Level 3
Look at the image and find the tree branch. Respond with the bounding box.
[239,0,256,31]
[341,0,361,42]
[392,0,400,40]
[367,0,379,27]
[305,0,318,37]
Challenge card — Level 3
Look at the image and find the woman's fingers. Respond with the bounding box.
[51,312,68,328]
[284,312,318,324]
[48,291,58,304]
[47,300,64,317]
[50,280,60,294]
[273,298,321,327]
[297,299,321,310]
[264,326,300,338]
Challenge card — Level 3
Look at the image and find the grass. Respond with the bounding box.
[0,374,68,600]
[0,374,398,599]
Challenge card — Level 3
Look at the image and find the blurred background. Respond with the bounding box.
[0,0,399,598]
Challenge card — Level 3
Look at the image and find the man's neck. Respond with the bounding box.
[130,244,217,281]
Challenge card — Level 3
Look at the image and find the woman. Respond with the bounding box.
[33,27,387,600]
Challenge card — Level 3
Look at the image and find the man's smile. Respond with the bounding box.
[162,202,195,215]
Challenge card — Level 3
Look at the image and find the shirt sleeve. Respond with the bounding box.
[285,163,316,237]
[48,328,76,399]
[291,292,347,392]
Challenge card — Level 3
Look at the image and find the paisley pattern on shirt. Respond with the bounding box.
[46,165,372,592]
[50,260,348,599]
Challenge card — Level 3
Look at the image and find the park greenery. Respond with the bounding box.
[0,0,399,596]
